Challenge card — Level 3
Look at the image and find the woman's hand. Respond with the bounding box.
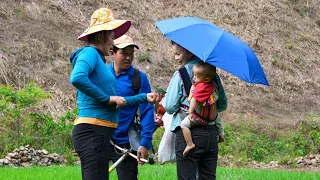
[108,96,126,109]
[147,93,163,104]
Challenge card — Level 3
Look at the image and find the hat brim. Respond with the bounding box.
[114,43,139,49]
[78,20,131,42]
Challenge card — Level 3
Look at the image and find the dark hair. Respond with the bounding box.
[87,30,111,44]
[112,46,119,53]
[171,41,196,61]
[194,61,216,80]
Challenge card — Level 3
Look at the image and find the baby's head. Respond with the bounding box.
[172,41,194,65]
[192,61,216,84]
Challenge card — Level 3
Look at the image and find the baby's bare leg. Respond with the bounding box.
[181,116,195,156]
[181,127,195,156]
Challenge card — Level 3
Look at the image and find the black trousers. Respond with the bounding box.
[72,124,114,180]
[175,125,219,180]
[109,143,138,180]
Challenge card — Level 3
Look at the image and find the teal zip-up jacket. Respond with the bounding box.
[163,57,228,132]
[70,46,147,124]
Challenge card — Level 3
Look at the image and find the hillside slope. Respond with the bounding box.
[0,0,319,125]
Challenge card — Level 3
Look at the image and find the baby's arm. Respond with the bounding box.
[189,97,198,115]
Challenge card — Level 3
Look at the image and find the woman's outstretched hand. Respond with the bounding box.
[147,93,164,104]
[108,96,126,109]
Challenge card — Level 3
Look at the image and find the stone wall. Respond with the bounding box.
[0,145,66,167]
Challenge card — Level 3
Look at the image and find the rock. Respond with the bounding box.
[11,159,18,164]
[304,159,312,165]
[311,159,317,166]
[47,154,55,159]
[21,157,28,162]
[297,159,303,164]
[40,154,49,158]
[269,161,276,166]
[8,152,17,158]
[309,154,315,159]
[28,148,35,153]
[25,145,30,148]
[3,159,10,165]
[13,148,20,153]
[299,163,305,168]
[0,146,66,167]
[42,149,48,155]
[5,156,11,160]
[42,158,49,163]
[21,162,30,167]
[259,162,265,167]
[287,160,292,165]
[221,157,229,165]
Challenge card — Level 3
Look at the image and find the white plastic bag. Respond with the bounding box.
[157,113,176,164]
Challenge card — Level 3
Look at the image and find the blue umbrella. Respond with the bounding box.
[155,17,269,86]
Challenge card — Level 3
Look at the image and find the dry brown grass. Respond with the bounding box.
[0,0,319,124]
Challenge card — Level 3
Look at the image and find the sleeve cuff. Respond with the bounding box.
[140,138,152,150]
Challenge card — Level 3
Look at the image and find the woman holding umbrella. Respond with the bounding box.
[163,42,228,179]
[156,17,268,180]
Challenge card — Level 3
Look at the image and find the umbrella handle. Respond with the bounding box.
[127,151,148,163]
[109,153,128,173]
[113,143,148,163]
[110,141,149,163]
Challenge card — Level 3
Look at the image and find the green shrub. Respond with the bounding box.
[218,113,320,163]
[138,53,152,62]
[0,83,50,155]
[0,83,77,159]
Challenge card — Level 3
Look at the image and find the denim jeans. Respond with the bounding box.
[72,124,115,180]
[109,143,138,180]
[175,125,219,180]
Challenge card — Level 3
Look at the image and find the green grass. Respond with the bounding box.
[0,164,319,180]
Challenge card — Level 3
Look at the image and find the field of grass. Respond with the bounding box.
[0,164,319,180]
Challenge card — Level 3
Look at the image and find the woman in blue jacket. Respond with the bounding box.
[70,8,161,180]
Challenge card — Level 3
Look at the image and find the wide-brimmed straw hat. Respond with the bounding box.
[78,8,131,42]
[113,35,139,49]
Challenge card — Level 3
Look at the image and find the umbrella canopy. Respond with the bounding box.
[155,17,269,86]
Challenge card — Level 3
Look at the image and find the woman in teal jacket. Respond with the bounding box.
[70,8,161,180]
[163,43,227,180]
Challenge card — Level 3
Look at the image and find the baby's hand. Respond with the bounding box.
[218,136,225,143]
[108,96,126,109]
